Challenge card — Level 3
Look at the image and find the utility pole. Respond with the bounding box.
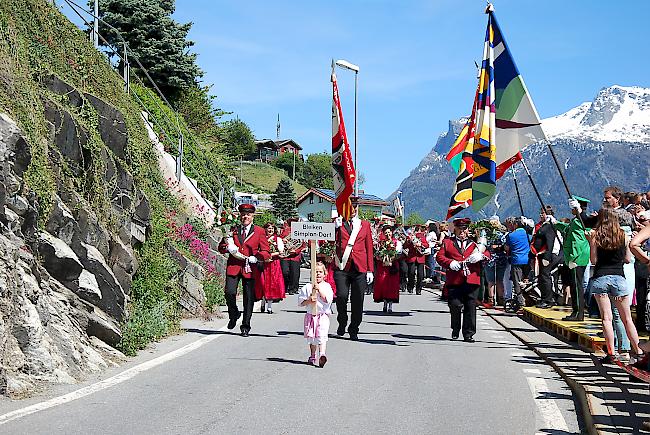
[92,0,99,48]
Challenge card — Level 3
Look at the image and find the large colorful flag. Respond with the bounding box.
[470,6,546,211]
[331,66,356,220]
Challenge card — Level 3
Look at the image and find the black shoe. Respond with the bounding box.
[562,314,584,321]
[599,354,614,364]
[416,291,421,295]
[348,331,358,341]
[536,302,552,309]
[383,305,387,313]
[227,312,241,329]
[452,331,459,340]
[463,336,476,343]
[240,326,250,337]
[337,325,345,336]
[408,290,413,294]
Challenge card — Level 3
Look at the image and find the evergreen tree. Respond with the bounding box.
[96,0,203,99]
[406,212,425,226]
[271,178,298,221]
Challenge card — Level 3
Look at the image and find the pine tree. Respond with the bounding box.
[271,178,298,221]
[96,0,203,99]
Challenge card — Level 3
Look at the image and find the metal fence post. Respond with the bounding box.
[123,42,129,92]
[176,133,183,180]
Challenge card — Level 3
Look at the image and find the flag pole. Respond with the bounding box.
[512,169,524,216]
[518,159,546,210]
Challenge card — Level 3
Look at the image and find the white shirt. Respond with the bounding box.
[298,282,333,314]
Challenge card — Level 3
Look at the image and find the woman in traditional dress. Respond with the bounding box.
[373,225,403,313]
[255,222,286,313]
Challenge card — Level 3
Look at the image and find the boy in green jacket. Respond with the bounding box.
[555,195,592,321]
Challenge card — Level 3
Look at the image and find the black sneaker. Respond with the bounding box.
[463,336,476,343]
[452,331,459,340]
[337,325,345,336]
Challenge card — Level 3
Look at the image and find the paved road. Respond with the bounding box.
[0,270,581,434]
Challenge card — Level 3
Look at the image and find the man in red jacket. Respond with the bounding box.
[436,217,489,342]
[279,218,306,295]
[404,225,429,295]
[333,197,375,340]
[218,203,270,336]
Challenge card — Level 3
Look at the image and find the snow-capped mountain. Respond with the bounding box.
[392,85,650,220]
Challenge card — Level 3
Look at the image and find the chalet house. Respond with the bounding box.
[296,188,389,222]
[254,139,302,162]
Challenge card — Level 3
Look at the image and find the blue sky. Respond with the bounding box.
[60,1,650,198]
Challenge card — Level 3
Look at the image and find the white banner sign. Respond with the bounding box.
[291,222,335,241]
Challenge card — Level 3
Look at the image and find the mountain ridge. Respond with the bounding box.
[391,85,650,220]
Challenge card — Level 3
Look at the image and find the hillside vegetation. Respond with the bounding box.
[238,161,307,196]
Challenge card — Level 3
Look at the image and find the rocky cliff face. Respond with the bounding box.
[0,105,137,396]
[392,85,650,219]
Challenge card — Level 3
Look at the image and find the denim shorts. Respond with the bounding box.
[589,275,628,298]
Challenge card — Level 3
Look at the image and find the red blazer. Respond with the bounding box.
[279,226,306,262]
[335,218,374,273]
[218,225,270,278]
[436,237,489,286]
[404,232,429,264]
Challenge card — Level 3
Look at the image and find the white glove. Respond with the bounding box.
[545,215,557,224]
[568,261,577,269]
[334,217,343,228]
[450,260,462,271]
[541,259,550,267]
[568,198,582,213]
[227,244,239,255]
[366,272,374,284]
[247,256,258,264]
[467,251,484,264]
[521,216,535,228]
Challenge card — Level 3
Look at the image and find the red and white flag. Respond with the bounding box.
[331,66,356,220]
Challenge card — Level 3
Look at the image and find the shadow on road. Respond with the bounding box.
[267,357,311,366]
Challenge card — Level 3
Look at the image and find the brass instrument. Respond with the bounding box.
[280,234,304,257]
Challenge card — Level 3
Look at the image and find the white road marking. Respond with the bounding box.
[524,368,542,375]
[0,324,229,425]
[527,377,569,432]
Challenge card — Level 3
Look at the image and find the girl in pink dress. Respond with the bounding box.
[255,223,286,314]
[298,262,333,367]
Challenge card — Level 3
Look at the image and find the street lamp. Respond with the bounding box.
[335,59,359,196]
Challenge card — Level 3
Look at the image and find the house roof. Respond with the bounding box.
[255,139,303,151]
[276,139,303,150]
[297,188,388,207]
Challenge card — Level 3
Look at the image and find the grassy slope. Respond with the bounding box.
[238,161,307,196]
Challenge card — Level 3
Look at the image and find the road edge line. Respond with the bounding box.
[0,324,229,426]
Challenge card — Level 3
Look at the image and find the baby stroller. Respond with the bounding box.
[504,264,563,313]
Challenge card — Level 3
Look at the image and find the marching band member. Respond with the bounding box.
[280,218,306,295]
[218,203,270,337]
[436,217,490,343]
[333,196,375,341]
[404,225,429,295]
[254,222,286,314]
[373,225,403,313]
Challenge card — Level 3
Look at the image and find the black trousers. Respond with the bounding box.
[567,266,586,317]
[538,255,562,305]
[407,262,424,294]
[635,260,649,331]
[334,266,367,335]
[281,259,300,294]
[399,259,408,291]
[225,274,255,329]
[448,284,479,339]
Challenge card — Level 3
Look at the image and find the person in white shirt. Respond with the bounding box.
[298,262,334,367]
